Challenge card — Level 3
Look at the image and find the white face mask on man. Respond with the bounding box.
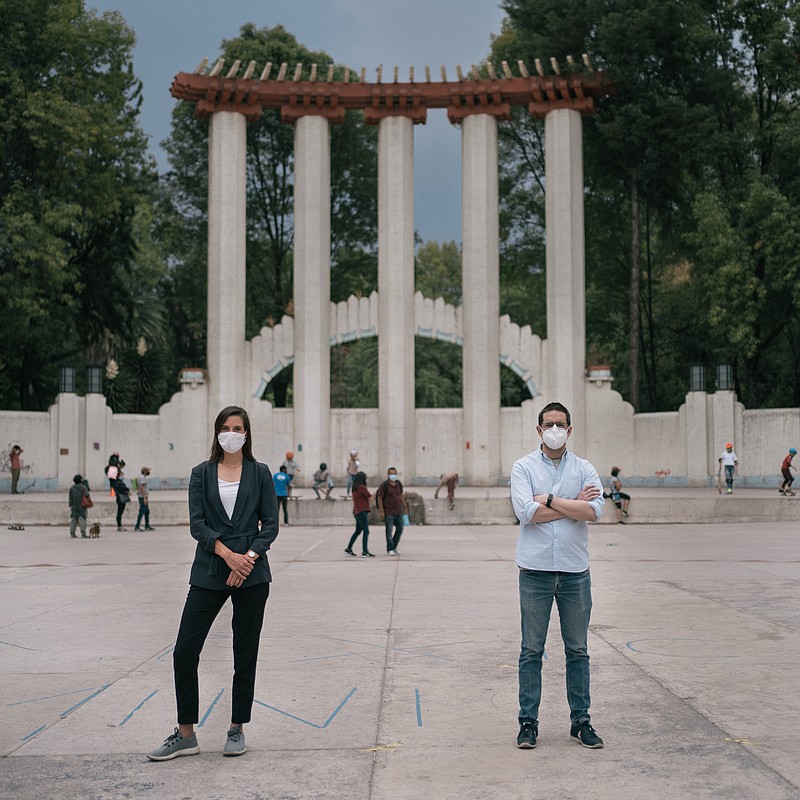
[541,425,569,450]
[217,431,247,454]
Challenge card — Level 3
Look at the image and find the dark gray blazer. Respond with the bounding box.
[188,458,279,590]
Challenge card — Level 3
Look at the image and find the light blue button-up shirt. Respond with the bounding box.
[510,446,604,573]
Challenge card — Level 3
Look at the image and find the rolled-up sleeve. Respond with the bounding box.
[583,463,605,521]
[510,461,541,524]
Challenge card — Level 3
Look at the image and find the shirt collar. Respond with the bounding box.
[537,444,570,465]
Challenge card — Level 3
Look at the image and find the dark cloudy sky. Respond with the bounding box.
[89,0,506,243]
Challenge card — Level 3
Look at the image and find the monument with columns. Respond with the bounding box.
[3,58,798,492]
[169,56,610,485]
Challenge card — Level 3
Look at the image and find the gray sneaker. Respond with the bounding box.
[223,726,246,756]
[146,727,200,761]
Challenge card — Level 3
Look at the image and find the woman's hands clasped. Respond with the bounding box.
[225,551,257,588]
[213,539,257,588]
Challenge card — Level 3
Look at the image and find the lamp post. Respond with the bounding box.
[716,363,733,391]
[86,365,103,394]
[59,366,76,393]
[689,364,706,392]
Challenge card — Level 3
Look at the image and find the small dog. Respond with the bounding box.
[89,522,101,538]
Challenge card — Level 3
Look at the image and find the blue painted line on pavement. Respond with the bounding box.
[0,639,38,652]
[198,689,224,728]
[8,687,94,707]
[60,684,110,717]
[119,689,159,727]
[254,687,357,730]
[156,644,175,661]
[253,700,323,729]
[22,725,46,741]
[415,689,423,726]
[322,687,357,728]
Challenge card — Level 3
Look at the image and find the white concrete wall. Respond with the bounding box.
[207,111,247,412]
[378,116,416,480]
[3,383,798,491]
[461,114,501,484]
[293,114,332,487]
[544,108,586,451]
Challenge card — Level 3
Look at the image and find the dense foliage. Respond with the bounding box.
[0,0,166,411]
[2,2,798,413]
[498,0,800,409]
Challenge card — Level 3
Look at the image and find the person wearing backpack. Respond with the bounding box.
[375,467,408,555]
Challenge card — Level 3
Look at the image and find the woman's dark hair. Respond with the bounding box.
[352,471,367,490]
[611,466,620,476]
[209,405,254,463]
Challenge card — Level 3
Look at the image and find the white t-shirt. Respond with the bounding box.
[218,478,240,519]
[720,451,738,467]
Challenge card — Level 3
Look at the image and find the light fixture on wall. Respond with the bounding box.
[689,364,706,392]
[716,363,733,391]
[86,365,103,394]
[59,366,76,393]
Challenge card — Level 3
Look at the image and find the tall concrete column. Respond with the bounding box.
[545,108,586,449]
[294,115,331,482]
[378,116,415,479]
[461,113,501,484]
[207,111,247,414]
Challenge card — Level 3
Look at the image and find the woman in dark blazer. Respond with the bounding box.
[148,405,279,761]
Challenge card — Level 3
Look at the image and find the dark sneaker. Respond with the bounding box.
[570,721,603,749]
[361,552,375,558]
[344,549,356,557]
[146,727,200,761]
[516,721,538,748]
[223,726,246,756]
[145,526,156,531]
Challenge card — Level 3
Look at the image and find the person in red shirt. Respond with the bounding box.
[9,445,23,494]
[779,448,797,495]
[376,467,408,555]
[345,472,374,557]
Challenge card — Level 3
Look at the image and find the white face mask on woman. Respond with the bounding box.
[218,431,247,454]
[541,425,569,450]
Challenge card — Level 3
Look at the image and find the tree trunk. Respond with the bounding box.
[628,172,641,410]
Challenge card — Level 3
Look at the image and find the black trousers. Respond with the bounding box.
[277,496,288,524]
[173,582,270,725]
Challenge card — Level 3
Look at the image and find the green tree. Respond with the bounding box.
[415,240,462,305]
[0,0,157,410]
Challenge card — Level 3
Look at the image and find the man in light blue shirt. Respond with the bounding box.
[510,401,605,751]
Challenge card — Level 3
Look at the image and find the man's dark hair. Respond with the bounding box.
[279,465,287,473]
[73,474,83,484]
[387,466,397,474]
[538,402,571,427]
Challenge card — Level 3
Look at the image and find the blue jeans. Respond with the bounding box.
[384,515,404,552]
[518,568,592,725]
[135,497,150,529]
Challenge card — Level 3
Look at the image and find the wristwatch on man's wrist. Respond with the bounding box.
[247,550,257,560]
[545,494,553,508]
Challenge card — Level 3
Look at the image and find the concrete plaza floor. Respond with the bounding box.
[0,518,798,799]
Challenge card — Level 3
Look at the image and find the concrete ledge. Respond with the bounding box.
[3,489,799,527]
